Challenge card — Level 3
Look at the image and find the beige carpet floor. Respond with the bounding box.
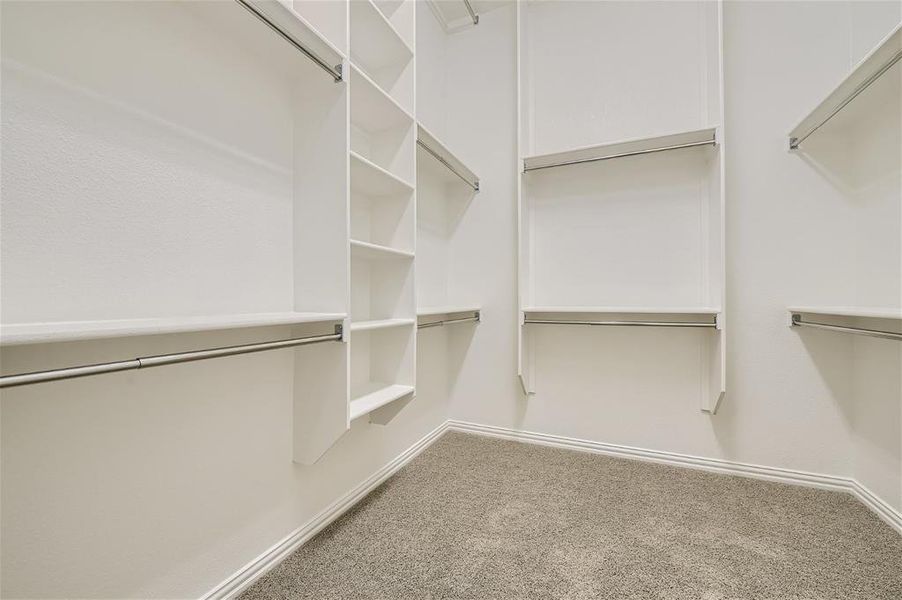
[240,431,902,599]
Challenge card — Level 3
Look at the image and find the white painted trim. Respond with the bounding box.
[446,420,902,535]
[201,421,450,600]
[204,418,900,599]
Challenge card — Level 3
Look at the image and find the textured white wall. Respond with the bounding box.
[448,0,901,511]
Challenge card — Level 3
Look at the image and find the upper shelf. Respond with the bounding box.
[1,311,346,346]
[523,127,718,172]
[236,0,345,81]
[789,23,901,149]
[350,0,413,75]
[416,123,480,192]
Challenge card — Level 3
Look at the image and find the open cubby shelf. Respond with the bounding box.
[351,0,413,71]
[350,382,415,421]
[351,239,414,260]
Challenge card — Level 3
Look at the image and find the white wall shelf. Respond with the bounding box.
[349,382,415,421]
[788,307,902,341]
[523,127,718,172]
[350,239,415,260]
[350,151,415,194]
[416,123,480,191]
[788,23,901,149]
[236,0,346,81]
[0,312,346,347]
[350,318,415,332]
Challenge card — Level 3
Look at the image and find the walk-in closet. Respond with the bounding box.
[1,1,900,598]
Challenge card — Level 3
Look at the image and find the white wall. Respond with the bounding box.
[449,0,901,513]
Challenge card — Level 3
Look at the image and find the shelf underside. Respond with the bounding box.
[1,312,346,346]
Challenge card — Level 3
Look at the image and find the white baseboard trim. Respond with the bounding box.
[202,420,450,600]
[446,419,902,535]
[203,417,900,599]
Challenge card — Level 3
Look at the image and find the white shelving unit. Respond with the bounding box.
[0,0,423,463]
[516,0,726,413]
[348,0,417,426]
[788,23,901,149]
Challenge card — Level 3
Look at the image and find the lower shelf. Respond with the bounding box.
[350,383,415,421]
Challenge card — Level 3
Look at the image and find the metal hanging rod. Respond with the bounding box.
[0,326,344,389]
[524,319,716,328]
[417,139,480,192]
[463,0,479,25]
[418,312,480,329]
[790,48,902,149]
[790,314,901,341]
[235,0,343,82]
[523,139,716,172]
